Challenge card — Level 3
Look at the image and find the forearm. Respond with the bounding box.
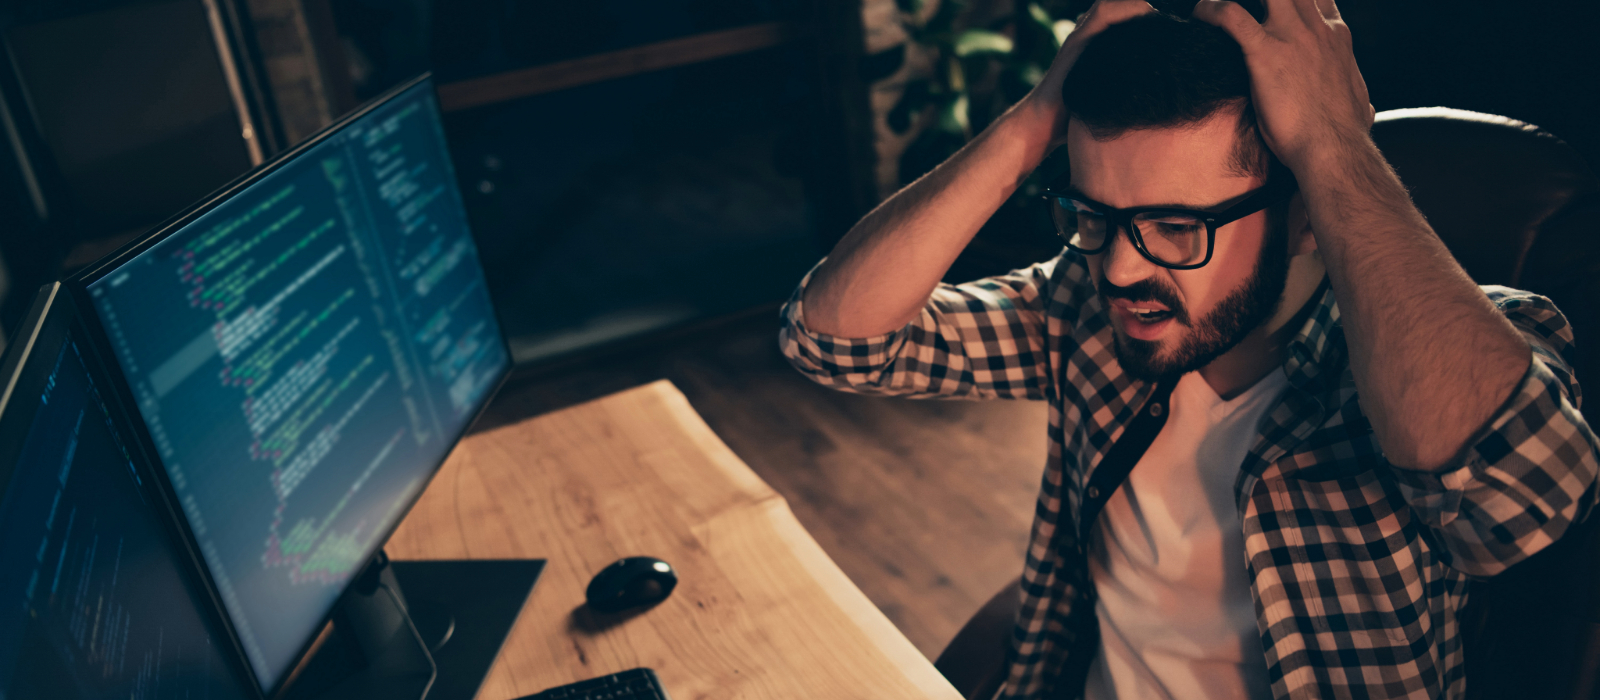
[802,99,1057,337]
[1298,135,1531,471]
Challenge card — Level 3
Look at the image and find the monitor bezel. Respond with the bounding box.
[61,72,515,699]
[0,282,267,699]
[0,285,67,484]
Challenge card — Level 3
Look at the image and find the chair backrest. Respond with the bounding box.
[1372,107,1600,700]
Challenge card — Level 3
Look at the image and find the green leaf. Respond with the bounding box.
[953,29,1013,57]
[1020,63,1046,87]
[1027,3,1063,50]
[1028,3,1053,29]
[1053,19,1077,47]
[935,94,970,136]
[945,55,966,93]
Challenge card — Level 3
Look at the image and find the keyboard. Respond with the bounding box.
[519,668,672,700]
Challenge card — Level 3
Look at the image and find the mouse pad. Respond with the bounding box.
[390,559,545,700]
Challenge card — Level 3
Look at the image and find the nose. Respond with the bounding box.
[1099,222,1161,289]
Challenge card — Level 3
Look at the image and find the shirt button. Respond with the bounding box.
[1087,486,1100,499]
[1149,403,1164,417]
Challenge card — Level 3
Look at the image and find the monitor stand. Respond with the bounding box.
[282,551,545,700]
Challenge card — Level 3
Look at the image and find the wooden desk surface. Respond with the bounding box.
[386,380,963,699]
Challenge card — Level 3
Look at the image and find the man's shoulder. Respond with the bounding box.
[1480,284,1569,318]
[1028,248,1099,317]
[940,249,1102,332]
[1309,283,1576,370]
[1478,285,1579,359]
[1481,284,1556,305]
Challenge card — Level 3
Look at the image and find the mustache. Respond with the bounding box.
[1096,276,1192,326]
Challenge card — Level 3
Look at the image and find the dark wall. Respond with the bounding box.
[0,0,265,331]
[322,0,845,364]
[1343,0,1600,171]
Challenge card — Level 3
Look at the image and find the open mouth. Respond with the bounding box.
[1126,307,1174,323]
[1111,301,1179,341]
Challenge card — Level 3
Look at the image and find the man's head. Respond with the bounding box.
[1060,11,1306,382]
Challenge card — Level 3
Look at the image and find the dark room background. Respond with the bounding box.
[0,0,1592,365]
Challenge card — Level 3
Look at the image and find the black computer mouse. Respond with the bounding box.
[585,556,678,614]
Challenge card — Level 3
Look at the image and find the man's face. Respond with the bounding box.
[1067,113,1289,382]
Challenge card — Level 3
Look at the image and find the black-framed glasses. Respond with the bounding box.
[1041,176,1299,269]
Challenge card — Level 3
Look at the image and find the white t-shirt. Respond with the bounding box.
[1082,368,1289,700]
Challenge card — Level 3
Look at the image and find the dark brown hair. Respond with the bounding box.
[1061,11,1281,179]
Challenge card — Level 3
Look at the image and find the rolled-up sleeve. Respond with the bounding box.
[1392,288,1600,578]
[778,256,1062,401]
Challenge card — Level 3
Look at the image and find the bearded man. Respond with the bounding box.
[778,1,1599,698]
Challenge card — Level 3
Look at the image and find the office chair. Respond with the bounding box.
[1379,107,1600,700]
[933,107,1600,700]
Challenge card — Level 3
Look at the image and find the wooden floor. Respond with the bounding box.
[475,306,1049,660]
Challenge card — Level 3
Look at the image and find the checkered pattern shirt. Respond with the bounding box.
[778,250,1598,699]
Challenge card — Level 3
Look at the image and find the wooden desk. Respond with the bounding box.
[386,380,963,699]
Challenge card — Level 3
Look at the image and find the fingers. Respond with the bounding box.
[1192,0,1267,46]
[1290,0,1350,35]
[1287,0,1324,26]
[1262,0,1304,26]
[1200,0,1346,46]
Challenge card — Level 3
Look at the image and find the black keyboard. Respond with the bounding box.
[519,667,672,700]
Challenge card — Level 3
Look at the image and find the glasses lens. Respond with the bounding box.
[1051,197,1108,252]
[1133,211,1208,266]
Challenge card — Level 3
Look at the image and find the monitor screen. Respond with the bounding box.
[79,77,510,691]
[0,290,254,700]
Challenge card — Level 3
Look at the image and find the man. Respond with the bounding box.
[778,0,1599,698]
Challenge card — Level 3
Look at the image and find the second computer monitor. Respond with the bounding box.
[0,286,254,700]
[75,76,510,694]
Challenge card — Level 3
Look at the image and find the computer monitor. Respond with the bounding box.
[0,283,256,700]
[68,75,512,696]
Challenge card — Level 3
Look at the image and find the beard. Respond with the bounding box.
[1100,219,1291,383]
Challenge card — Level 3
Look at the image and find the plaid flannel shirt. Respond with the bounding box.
[778,250,1599,699]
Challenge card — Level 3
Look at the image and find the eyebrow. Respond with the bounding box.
[1056,185,1241,212]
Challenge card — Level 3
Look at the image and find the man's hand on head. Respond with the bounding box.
[1192,0,1375,173]
[1198,0,1533,474]
[1022,0,1156,147]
